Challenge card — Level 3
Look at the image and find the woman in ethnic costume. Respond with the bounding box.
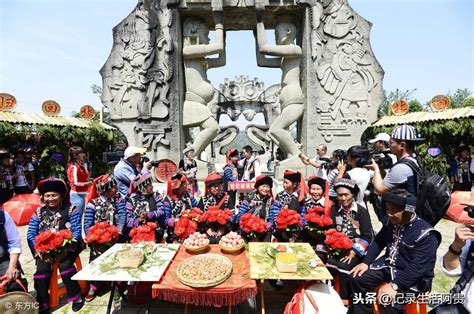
[125,173,165,242]
[222,148,239,209]
[26,178,85,313]
[232,175,274,241]
[163,173,198,242]
[327,178,373,300]
[83,174,126,302]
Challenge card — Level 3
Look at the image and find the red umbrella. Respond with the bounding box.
[445,191,474,225]
[3,193,41,226]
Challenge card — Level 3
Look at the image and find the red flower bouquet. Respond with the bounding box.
[85,221,119,254]
[174,208,203,240]
[275,208,303,233]
[304,207,333,234]
[240,213,267,239]
[130,222,157,244]
[199,208,233,227]
[34,229,74,263]
[324,228,354,258]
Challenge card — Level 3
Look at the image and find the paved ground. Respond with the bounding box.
[16,199,459,313]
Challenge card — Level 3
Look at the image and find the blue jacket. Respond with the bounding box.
[84,196,127,235]
[113,159,139,197]
[363,214,441,292]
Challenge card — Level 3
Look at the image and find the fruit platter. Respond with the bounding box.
[219,232,245,253]
[176,254,233,288]
[183,232,210,253]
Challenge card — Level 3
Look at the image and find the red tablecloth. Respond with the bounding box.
[152,245,257,307]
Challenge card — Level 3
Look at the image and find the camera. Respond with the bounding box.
[141,156,160,167]
[370,151,394,169]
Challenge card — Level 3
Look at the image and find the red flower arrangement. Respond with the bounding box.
[199,207,233,226]
[275,208,303,233]
[130,222,157,244]
[304,207,333,234]
[85,221,119,253]
[174,208,203,240]
[240,213,267,239]
[324,228,353,257]
[34,229,74,262]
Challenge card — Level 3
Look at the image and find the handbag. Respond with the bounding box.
[0,275,28,295]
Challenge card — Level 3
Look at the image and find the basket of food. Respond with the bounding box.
[183,232,210,254]
[117,248,145,268]
[176,254,233,288]
[219,232,245,254]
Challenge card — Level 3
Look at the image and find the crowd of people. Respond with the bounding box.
[0,124,472,314]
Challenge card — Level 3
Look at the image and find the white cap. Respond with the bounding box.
[369,133,391,144]
[124,147,146,159]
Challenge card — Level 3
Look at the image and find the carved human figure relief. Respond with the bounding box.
[255,4,304,159]
[182,8,226,158]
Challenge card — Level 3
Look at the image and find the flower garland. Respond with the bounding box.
[324,228,353,257]
[275,207,302,233]
[129,222,157,244]
[85,221,119,253]
[240,213,267,239]
[34,229,74,262]
[304,206,333,234]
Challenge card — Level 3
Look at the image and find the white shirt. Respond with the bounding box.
[439,240,473,312]
[346,167,371,208]
[312,156,329,180]
[238,155,261,181]
[14,162,34,187]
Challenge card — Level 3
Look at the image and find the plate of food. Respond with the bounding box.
[183,232,210,253]
[176,254,233,288]
[117,248,145,268]
[219,232,245,253]
[267,244,293,258]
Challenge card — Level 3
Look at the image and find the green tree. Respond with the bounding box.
[408,100,424,113]
[448,88,473,108]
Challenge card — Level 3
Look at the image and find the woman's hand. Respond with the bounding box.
[337,160,346,173]
[350,262,368,277]
[5,266,19,280]
[340,250,356,264]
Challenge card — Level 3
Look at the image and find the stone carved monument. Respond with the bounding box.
[101,0,384,175]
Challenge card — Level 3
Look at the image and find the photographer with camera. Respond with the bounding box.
[326,149,347,202]
[366,125,423,196]
[432,202,474,313]
[336,145,372,208]
[369,132,397,174]
[299,144,330,180]
[367,133,397,224]
[114,146,146,197]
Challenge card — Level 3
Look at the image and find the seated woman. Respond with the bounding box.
[27,178,85,313]
[163,173,198,243]
[83,174,126,302]
[327,178,373,300]
[232,175,274,242]
[301,176,332,252]
[269,170,307,241]
[198,172,229,212]
[125,173,165,242]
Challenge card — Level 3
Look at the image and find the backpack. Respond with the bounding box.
[397,159,451,227]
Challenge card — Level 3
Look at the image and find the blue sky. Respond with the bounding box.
[1,0,473,118]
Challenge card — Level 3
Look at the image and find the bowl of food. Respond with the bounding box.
[183,232,210,253]
[275,252,298,273]
[219,232,245,254]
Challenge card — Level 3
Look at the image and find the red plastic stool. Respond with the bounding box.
[333,273,351,306]
[49,256,87,308]
[373,284,427,314]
